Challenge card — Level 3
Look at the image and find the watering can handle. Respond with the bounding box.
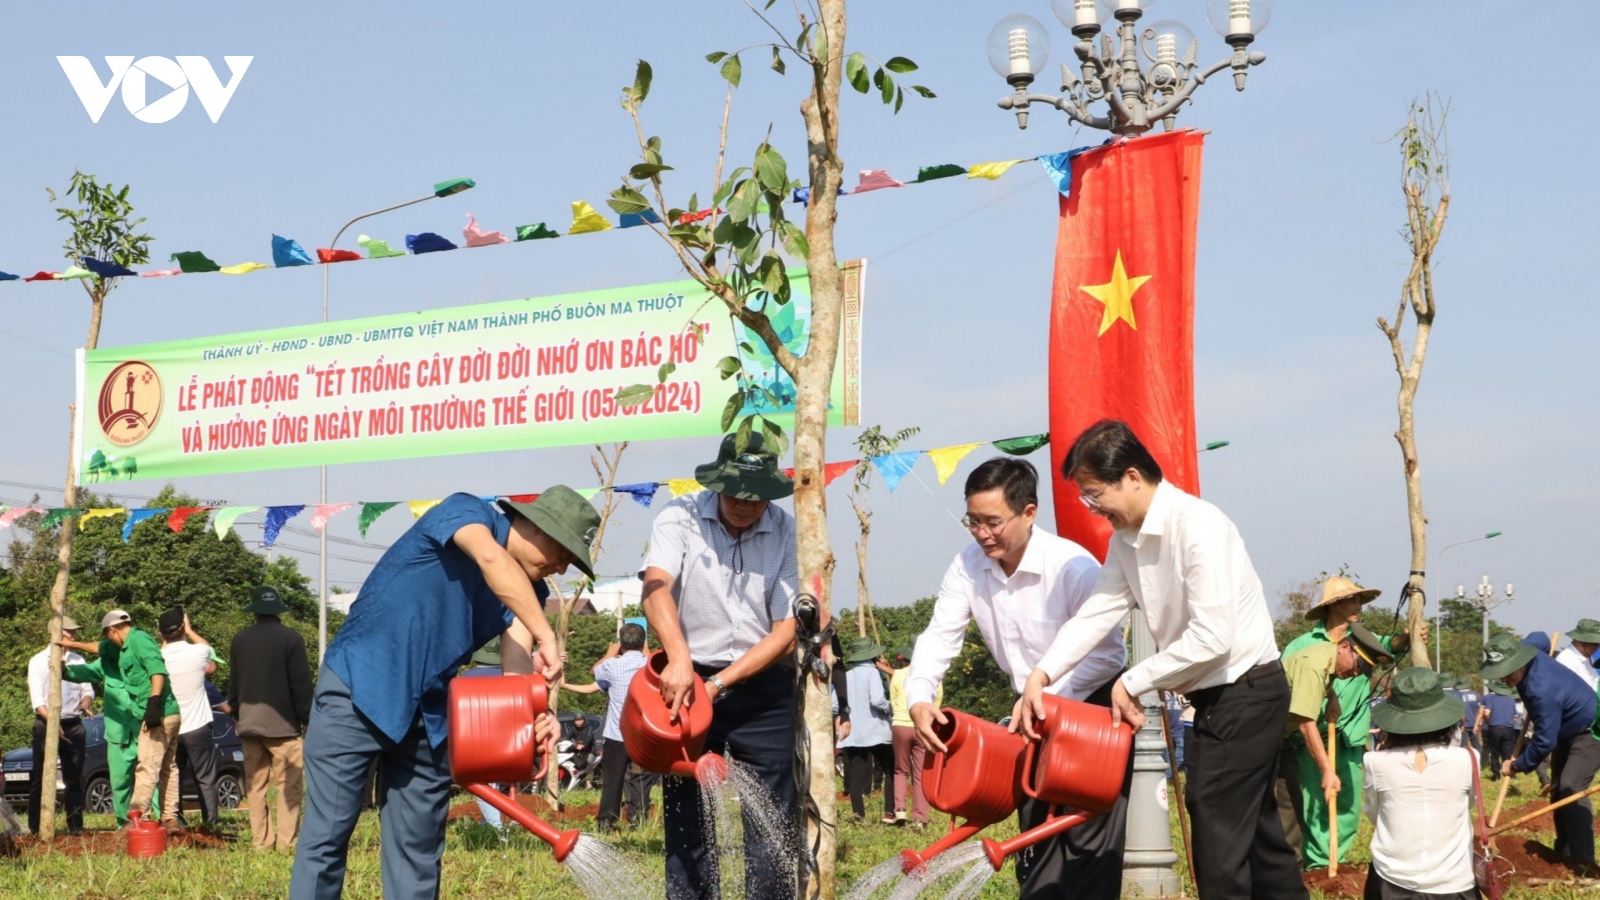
[1020,737,1044,801]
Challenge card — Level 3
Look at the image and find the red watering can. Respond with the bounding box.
[900,709,1028,874]
[447,672,579,861]
[978,694,1132,870]
[125,809,165,858]
[621,651,728,783]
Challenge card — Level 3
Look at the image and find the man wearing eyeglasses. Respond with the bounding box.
[1275,624,1393,869]
[906,457,1128,900]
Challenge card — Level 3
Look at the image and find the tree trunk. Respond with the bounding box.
[853,503,870,639]
[795,4,847,895]
[1398,366,1431,669]
[38,404,81,841]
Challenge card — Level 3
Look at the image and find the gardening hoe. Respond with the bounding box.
[1487,780,1600,837]
[1325,688,1342,877]
[1159,692,1196,881]
[1491,724,1534,827]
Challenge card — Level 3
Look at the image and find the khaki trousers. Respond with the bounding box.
[132,714,181,823]
[243,735,304,851]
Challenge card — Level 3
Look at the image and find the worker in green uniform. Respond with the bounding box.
[61,652,141,825]
[1279,576,1418,869]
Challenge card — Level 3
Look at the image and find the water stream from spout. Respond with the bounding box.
[696,757,801,899]
[885,841,987,900]
[563,833,656,900]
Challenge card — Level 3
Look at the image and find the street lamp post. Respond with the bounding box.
[1476,575,1514,661]
[316,178,475,663]
[987,0,1272,133]
[1430,531,1501,672]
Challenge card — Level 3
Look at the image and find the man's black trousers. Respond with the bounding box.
[1550,731,1600,864]
[27,715,85,833]
[1186,662,1309,900]
[175,725,221,824]
[598,738,654,828]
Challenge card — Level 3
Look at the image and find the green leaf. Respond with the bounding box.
[894,85,904,114]
[726,180,760,221]
[878,68,895,105]
[615,384,655,408]
[633,60,652,104]
[846,52,869,93]
[911,85,936,98]
[753,145,788,194]
[657,361,676,383]
[885,57,918,74]
[761,418,789,456]
[779,220,810,259]
[666,224,709,249]
[606,186,651,216]
[735,415,755,455]
[706,51,729,64]
[717,355,743,380]
[739,341,756,354]
[771,47,786,75]
[721,54,742,88]
[812,27,828,65]
[720,391,744,431]
[629,163,674,180]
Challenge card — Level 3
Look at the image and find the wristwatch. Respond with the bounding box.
[707,674,729,701]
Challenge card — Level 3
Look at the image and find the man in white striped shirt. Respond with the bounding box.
[27,616,95,833]
[907,457,1128,900]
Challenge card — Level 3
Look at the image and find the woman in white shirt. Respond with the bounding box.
[1364,667,1478,900]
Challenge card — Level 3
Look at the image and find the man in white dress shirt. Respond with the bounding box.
[907,457,1128,900]
[1019,420,1306,900]
[27,616,95,834]
[1556,619,1600,692]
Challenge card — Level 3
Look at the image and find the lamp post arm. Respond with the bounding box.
[1032,93,1113,130]
[1144,56,1236,122]
[328,192,438,252]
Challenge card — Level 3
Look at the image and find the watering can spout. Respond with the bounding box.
[980,810,1093,870]
[466,783,581,861]
[900,819,990,874]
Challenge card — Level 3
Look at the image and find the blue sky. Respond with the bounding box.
[1,1,1595,643]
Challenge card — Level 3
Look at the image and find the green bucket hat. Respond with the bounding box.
[694,433,794,501]
[1568,619,1600,644]
[471,637,501,667]
[845,636,884,664]
[1487,679,1514,697]
[1480,632,1536,682]
[1372,667,1466,735]
[499,485,601,579]
[895,645,914,662]
[244,585,288,615]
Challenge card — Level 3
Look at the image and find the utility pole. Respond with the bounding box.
[1123,616,1182,896]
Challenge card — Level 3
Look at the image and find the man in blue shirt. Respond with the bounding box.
[1482,631,1600,863]
[290,488,599,900]
[1477,680,1519,780]
[593,622,651,830]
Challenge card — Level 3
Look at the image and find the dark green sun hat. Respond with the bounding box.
[499,486,600,579]
[1487,679,1514,697]
[244,585,288,615]
[1480,632,1537,682]
[693,432,794,501]
[471,637,501,667]
[1568,619,1600,644]
[895,645,914,662]
[1372,667,1466,735]
[845,636,884,664]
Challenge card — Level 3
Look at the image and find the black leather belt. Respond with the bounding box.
[1241,659,1283,684]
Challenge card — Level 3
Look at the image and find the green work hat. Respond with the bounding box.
[244,585,288,615]
[845,636,884,664]
[693,433,794,502]
[471,637,501,667]
[1345,623,1394,670]
[1372,667,1466,735]
[1480,632,1536,682]
[1488,679,1515,697]
[895,645,914,662]
[1568,619,1600,644]
[499,486,600,579]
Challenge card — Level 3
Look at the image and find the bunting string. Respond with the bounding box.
[0,432,1051,542]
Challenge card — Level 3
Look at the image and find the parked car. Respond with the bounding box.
[3,711,245,816]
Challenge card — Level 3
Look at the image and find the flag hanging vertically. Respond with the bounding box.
[1048,130,1204,561]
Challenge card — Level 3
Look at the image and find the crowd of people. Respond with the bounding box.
[18,420,1597,900]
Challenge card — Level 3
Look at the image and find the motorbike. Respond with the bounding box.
[557,735,603,792]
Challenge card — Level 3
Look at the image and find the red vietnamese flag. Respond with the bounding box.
[1048,130,1204,562]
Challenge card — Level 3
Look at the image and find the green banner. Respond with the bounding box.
[74,263,865,484]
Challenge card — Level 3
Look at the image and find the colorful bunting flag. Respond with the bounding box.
[358,234,406,258]
[310,502,354,531]
[611,483,659,508]
[41,508,85,528]
[168,507,210,532]
[272,235,315,268]
[504,494,539,504]
[993,433,1049,456]
[357,501,399,538]
[80,507,126,522]
[141,269,181,278]
[515,223,560,241]
[316,248,363,263]
[0,271,17,281]
[408,499,442,519]
[851,170,905,193]
[574,488,600,500]
[1038,147,1095,197]
[24,271,60,282]
[463,214,509,247]
[927,443,982,486]
[122,508,162,542]
[262,505,305,548]
[568,201,613,235]
[220,261,269,275]
[0,507,44,528]
[664,478,702,498]
[212,506,258,539]
[966,160,1024,180]
[791,186,846,205]
[869,452,920,492]
[171,251,221,273]
[58,265,94,280]
[82,257,137,278]
[780,460,860,487]
[406,233,457,254]
[913,164,967,183]
[617,210,661,229]
[673,208,720,225]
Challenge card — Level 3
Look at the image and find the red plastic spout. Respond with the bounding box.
[899,820,991,875]
[466,783,581,861]
[980,811,1094,871]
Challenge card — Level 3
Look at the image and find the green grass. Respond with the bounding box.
[0,774,1591,899]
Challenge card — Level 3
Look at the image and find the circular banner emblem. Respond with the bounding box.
[98,360,162,447]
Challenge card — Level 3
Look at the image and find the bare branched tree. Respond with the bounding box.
[848,425,918,641]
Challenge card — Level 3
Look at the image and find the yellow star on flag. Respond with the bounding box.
[1080,251,1153,336]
